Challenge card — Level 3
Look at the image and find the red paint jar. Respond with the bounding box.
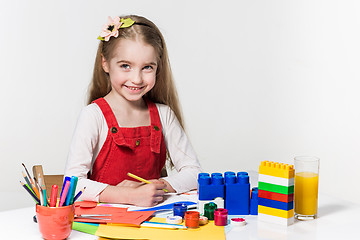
[36,204,75,239]
[185,211,200,228]
[214,208,228,226]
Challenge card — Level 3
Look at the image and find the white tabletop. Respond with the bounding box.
[226,193,360,239]
[0,193,359,239]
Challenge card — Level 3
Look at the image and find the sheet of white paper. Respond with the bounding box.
[98,190,198,213]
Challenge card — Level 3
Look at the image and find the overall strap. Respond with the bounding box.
[145,98,163,154]
[92,98,126,146]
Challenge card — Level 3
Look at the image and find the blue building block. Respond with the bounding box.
[250,187,258,215]
[225,171,250,215]
[258,197,294,211]
[198,173,225,201]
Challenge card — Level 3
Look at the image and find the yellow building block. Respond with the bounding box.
[259,161,294,179]
[258,205,294,218]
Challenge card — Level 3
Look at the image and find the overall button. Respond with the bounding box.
[153,125,160,131]
[135,140,140,146]
[111,127,117,133]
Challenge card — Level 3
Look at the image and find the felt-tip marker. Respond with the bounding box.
[59,180,70,207]
[50,185,58,207]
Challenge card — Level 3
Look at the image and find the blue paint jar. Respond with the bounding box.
[173,203,188,218]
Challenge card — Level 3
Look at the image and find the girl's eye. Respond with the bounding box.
[120,64,130,70]
[143,65,153,70]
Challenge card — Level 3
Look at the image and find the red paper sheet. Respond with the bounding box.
[74,201,154,226]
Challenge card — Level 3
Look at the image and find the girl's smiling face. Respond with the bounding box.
[102,38,158,103]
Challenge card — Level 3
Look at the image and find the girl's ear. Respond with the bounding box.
[101,54,110,73]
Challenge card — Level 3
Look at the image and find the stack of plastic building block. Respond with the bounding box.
[224,171,250,215]
[258,161,295,225]
[197,173,225,214]
[198,172,258,215]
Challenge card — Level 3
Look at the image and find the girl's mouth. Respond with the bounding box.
[125,86,144,91]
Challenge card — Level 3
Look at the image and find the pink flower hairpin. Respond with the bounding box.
[98,16,135,41]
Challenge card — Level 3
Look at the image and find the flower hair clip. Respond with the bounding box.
[97,16,135,41]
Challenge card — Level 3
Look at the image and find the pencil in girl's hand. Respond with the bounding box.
[127,173,151,184]
[127,172,168,192]
[20,181,40,205]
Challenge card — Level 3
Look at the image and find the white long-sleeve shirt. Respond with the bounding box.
[65,102,202,202]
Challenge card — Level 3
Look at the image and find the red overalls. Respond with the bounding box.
[89,98,166,185]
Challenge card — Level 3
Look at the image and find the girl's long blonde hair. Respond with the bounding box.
[88,15,184,128]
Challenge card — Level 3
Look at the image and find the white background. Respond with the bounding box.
[1,0,359,211]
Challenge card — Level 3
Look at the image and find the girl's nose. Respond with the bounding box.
[131,71,143,84]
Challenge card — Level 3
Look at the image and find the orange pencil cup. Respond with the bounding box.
[36,204,75,240]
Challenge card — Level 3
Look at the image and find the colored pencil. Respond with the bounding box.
[30,179,41,200]
[22,163,35,188]
[21,170,41,200]
[21,163,41,198]
[20,181,40,204]
[73,187,86,203]
[127,172,168,192]
[22,171,32,190]
[31,182,40,199]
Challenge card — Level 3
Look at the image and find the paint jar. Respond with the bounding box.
[204,202,217,220]
[214,208,228,226]
[36,204,75,239]
[185,211,200,228]
[230,218,246,226]
[173,203,187,218]
[199,215,209,225]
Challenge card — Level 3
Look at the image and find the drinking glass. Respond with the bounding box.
[294,156,320,220]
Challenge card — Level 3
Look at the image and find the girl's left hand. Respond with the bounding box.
[157,179,176,193]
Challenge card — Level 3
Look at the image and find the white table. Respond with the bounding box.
[226,193,360,239]
[0,193,359,239]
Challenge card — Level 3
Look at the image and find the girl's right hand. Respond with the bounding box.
[128,179,167,207]
[99,179,167,206]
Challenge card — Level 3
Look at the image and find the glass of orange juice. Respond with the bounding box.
[294,156,320,220]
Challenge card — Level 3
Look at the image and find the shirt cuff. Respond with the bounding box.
[161,167,201,193]
[75,178,109,202]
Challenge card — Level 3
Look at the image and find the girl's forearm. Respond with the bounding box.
[99,185,131,204]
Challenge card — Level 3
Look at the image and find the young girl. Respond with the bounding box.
[65,15,202,207]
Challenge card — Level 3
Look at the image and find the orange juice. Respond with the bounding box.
[295,172,319,216]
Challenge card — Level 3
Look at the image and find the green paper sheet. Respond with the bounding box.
[72,222,99,235]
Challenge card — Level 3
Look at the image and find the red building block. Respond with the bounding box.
[258,189,294,203]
